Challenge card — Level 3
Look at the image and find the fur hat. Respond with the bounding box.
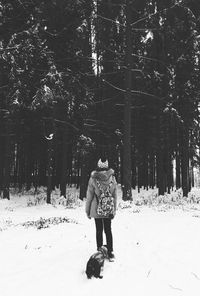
[97,158,108,169]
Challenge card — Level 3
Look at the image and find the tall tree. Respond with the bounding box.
[123,0,133,200]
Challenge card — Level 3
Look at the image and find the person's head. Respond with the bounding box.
[96,158,109,171]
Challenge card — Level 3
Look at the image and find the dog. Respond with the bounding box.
[85,246,108,279]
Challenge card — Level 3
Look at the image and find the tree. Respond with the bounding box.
[123,0,133,200]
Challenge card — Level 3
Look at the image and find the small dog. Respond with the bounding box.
[85,246,108,279]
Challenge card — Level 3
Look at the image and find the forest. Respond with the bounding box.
[1,0,200,201]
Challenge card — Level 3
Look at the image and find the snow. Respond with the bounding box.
[1,188,200,296]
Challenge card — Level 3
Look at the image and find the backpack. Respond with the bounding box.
[96,178,115,218]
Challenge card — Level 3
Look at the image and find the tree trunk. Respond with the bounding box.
[156,114,166,195]
[149,153,155,189]
[131,147,137,189]
[181,127,189,197]
[79,155,88,200]
[47,138,54,203]
[3,118,12,199]
[144,152,148,189]
[157,150,165,196]
[190,164,194,189]
[167,154,173,194]
[122,0,132,200]
[18,139,25,192]
[46,120,55,204]
[176,149,181,189]
[60,127,68,197]
[0,135,4,194]
[26,136,34,191]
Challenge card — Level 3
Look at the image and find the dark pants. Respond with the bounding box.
[94,218,113,253]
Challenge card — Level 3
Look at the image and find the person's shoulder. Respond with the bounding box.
[109,170,117,184]
[90,170,97,179]
[109,168,114,175]
[88,171,97,185]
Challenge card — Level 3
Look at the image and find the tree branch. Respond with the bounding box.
[43,117,80,132]
[131,4,176,27]
[132,53,171,72]
[97,14,124,27]
[102,45,170,72]
[102,79,125,93]
[0,46,20,53]
[102,79,163,100]
[0,85,9,90]
[97,14,160,32]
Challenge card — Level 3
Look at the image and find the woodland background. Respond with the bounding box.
[1,0,200,201]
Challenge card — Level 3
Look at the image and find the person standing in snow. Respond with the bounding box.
[85,158,117,260]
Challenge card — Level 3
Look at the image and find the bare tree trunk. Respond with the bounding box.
[46,119,55,204]
[60,127,68,197]
[0,134,4,194]
[3,118,12,199]
[79,154,88,200]
[157,115,166,195]
[190,164,194,189]
[157,150,165,195]
[149,153,155,189]
[123,0,132,200]
[181,127,189,197]
[176,149,181,189]
[131,146,137,189]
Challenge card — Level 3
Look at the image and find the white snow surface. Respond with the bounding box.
[1,188,200,296]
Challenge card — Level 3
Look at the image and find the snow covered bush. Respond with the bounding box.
[21,186,80,208]
[187,189,200,203]
[21,216,78,230]
[118,187,200,211]
[118,200,133,209]
[27,194,46,206]
[51,187,80,208]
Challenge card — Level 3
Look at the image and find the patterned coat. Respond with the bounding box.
[85,169,117,219]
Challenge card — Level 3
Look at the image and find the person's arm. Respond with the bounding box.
[85,177,94,218]
[112,176,118,215]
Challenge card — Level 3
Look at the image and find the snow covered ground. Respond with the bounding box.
[1,188,200,296]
